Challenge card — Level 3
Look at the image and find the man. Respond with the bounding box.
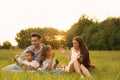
[18,32,43,63]
[2,32,43,71]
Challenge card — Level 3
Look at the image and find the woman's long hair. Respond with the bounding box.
[73,36,90,68]
[39,45,51,65]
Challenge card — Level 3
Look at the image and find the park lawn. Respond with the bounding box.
[0,50,120,80]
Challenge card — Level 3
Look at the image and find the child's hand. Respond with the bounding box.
[12,55,20,65]
[28,65,35,70]
[12,58,20,65]
[22,65,28,70]
[55,59,59,65]
[50,52,55,59]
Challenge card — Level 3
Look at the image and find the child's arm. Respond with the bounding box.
[22,61,40,71]
[13,58,23,66]
[12,58,29,70]
[28,62,41,71]
[47,53,54,70]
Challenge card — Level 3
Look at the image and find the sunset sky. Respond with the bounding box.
[0,0,120,46]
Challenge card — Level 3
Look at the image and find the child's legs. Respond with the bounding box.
[48,68,64,75]
[2,64,20,71]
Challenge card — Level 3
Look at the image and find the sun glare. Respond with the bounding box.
[55,35,64,41]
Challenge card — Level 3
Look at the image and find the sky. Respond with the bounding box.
[0,0,120,46]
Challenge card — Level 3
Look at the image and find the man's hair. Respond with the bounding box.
[26,50,34,56]
[31,32,41,39]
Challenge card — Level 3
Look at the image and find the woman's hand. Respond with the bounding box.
[59,47,66,55]
[77,54,83,63]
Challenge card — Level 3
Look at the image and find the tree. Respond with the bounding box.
[15,27,65,49]
[101,17,120,50]
[2,41,12,49]
[66,15,120,50]
[81,23,102,50]
[65,14,94,48]
[0,43,1,49]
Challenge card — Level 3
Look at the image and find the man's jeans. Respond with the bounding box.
[2,64,21,71]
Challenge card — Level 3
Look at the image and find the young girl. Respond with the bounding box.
[38,45,63,74]
[39,45,55,70]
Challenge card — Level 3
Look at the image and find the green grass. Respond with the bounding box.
[0,50,120,80]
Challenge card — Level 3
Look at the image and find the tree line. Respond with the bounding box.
[1,15,120,50]
[0,41,12,49]
[66,15,120,50]
[15,27,65,49]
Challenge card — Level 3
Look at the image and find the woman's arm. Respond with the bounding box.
[59,47,71,61]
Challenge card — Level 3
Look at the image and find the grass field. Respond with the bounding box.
[0,50,120,80]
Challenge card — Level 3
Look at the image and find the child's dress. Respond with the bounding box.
[37,58,64,75]
[37,58,55,72]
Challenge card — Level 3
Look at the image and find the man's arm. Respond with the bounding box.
[17,46,33,63]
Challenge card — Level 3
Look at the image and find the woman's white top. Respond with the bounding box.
[65,47,80,72]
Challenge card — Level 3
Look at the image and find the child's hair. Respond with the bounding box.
[39,45,51,64]
[26,50,34,56]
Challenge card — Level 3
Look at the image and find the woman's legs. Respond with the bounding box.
[80,64,91,77]
[73,60,83,78]
[72,60,91,78]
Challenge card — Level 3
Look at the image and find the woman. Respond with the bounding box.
[59,36,94,78]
